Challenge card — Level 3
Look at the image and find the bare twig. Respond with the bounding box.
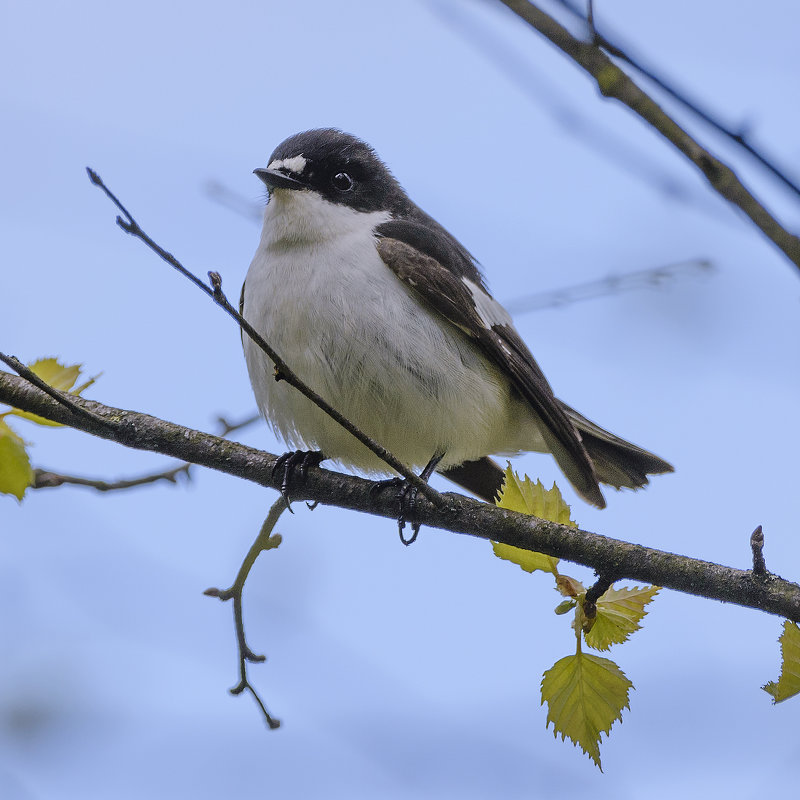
[32,464,191,491]
[554,0,800,200]
[496,1,800,274]
[3,369,799,623]
[216,412,260,436]
[0,352,114,430]
[205,497,288,730]
[503,258,712,315]
[86,168,436,503]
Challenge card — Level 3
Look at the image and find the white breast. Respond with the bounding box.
[242,189,541,474]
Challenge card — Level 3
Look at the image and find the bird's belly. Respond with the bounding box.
[242,237,528,473]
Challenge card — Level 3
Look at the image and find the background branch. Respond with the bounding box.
[2,368,798,622]
[496,1,800,274]
[553,0,800,199]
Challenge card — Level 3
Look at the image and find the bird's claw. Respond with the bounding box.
[271,450,324,510]
[370,477,421,546]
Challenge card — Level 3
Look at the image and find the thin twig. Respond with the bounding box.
[0,352,114,430]
[32,464,190,491]
[204,497,289,729]
[3,369,800,623]
[503,258,712,315]
[431,0,725,218]
[554,0,800,199]
[86,168,437,503]
[496,1,800,274]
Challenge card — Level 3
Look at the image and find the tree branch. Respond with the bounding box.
[29,413,259,494]
[496,1,800,274]
[2,368,799,622]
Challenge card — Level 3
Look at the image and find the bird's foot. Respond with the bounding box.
[370,452,445,546]
[271,450,324,511]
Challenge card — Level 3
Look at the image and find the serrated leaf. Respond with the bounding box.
[584,585,661,651]
[496,466,576,526]
[541,651,632,770]
[492,467,576,575]
[0,419,33,500]
[763,621,800,703]
[29,358,82,391]
[6,358,99,426]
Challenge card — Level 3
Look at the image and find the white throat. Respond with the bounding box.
[260,188,390,248]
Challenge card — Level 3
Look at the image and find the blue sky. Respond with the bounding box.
[2,1,800,797]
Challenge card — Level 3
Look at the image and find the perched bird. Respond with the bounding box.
[241,128,672,511]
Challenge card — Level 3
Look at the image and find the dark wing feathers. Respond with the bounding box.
[374,228,605,508]
[374,218,486,288]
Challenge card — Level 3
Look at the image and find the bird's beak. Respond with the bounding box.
[254,167,305,191]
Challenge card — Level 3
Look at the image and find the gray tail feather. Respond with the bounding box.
[561,403,674,490]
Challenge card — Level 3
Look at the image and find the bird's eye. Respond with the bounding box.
[331,172,354,191]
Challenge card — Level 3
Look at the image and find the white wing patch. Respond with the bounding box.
[268,154,308,174]
[462,277,513,330]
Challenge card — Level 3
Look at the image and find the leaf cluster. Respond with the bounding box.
[492,466,658,769]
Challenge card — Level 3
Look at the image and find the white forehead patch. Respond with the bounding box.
[268,154,308,174]
[462,277,513,329]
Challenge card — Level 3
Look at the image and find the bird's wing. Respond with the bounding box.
[374,220,604,508]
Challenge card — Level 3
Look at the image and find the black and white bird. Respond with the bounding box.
[241,128,672,510]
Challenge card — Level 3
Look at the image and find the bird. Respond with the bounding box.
[240,128,673,515]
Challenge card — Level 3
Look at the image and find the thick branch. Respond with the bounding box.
[496,1,800,274]
[29,413,258,493]
[3,369,799,622]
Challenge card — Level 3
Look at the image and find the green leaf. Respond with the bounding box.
[541,651,632,770]
[6,358,99,427]
[584,585,660,651]
[763,620,800,703]
[29,358,82,391]
[492,541,561,576]
[492,467,576,575]
[496,465,576,526]
[0,419,33,500]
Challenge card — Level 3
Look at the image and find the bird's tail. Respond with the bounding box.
[560,403,674,490]
[440,407,673,505]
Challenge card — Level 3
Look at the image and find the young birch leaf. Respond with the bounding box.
[541,651,632,770]
[0,419,33,500]
[763,621,800,703]
[492,467,576,576]
[29,358,82,391]
[584,585,661,651]
[6,358,99,427]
